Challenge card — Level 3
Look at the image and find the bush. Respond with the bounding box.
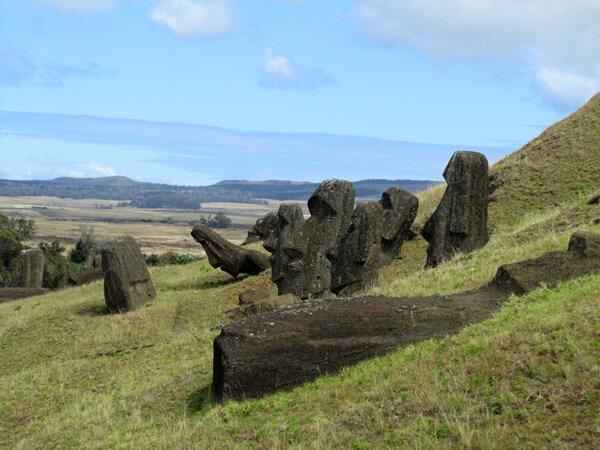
[144,252,204,267]
[70,227,96,264]
[40,240,72,289]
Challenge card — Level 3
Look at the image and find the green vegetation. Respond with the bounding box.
[145,251,205,267]
[39,240,74,289]
[197,212,233,229]
[70,227,97,264]
[1,93,600,447]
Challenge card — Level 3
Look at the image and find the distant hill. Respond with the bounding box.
[0,176,438,209]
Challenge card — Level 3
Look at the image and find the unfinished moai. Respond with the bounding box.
[421,151,489,267]
[102,235,156,313]
[191,224,270,277]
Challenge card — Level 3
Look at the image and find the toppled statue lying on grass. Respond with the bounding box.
[212,231,600,402]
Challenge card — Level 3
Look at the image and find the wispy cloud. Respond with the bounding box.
[260,47,335,90]
[0,45,36,85]
[42,62,102,86]
[33,0,115,12]
[0,45,103,87]
[353,0,600,109]
[0,110,513,183]
[150,0,237,38]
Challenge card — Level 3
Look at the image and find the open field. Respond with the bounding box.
[0,196,303,255]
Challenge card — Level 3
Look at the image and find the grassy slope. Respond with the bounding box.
[1,94,600,448]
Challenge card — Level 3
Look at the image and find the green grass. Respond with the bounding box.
[1,93,600,447]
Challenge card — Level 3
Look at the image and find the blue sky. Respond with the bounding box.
[1,0,599,185]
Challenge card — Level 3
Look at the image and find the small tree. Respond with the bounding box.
[71,226,96,264]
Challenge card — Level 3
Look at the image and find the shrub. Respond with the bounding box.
[40,240,72,289]
[70,227,96,264]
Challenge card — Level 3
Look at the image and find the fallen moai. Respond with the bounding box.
[12,249,44,288]
[242,212,278,245]
[192,224,270,277]
[212,231,600,402]
[422,151,489,267]
[264,180,418,298]
[68,266,104,287]
[102,236,156,313]
[0,287,49,304]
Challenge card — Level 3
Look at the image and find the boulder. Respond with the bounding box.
[12,249,44,288]
[212,231,600,402]
[242,212,278,245]
[191,224,270,277]
[331,202,383,296]
[68,266,104,287]
[238,287,270,305]
[102,236,156,313]
[421,151,489,267]
[378,187,419,266]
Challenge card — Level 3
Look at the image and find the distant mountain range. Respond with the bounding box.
[0,176,439,209]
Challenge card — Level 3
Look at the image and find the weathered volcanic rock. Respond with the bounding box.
[378,187,419,267]
[331,202,383,296]
[227,293,300,320]
[238,287,270,305]
[102,236,156,313]
[421,151,489,267]
[212,231,600,402]
[68,266,104,287]
[192,224,270,277]
[264,180,356,299]
[12,249,44,288]
[0,287,49,303]
[242,212,278,245]
[263,203,305,295]
[212,288,505,403]
[491,231,600,295]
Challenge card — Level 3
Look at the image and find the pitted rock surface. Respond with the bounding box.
[421,151,489,267]
[213,231,600,402]
[378,187,419,266]
[102,235,156,313]
[242,212,278,245]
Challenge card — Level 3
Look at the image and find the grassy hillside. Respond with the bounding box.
[1,94,600,448]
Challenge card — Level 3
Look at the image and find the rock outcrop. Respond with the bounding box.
[192,224,270,277]
[242,212,278,245]
[212,231,600,402]
[102,236,156,313]
[378,187,419,266]
[421,151,489,267]
[12,249,44,288]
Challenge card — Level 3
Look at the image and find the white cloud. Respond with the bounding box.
[261,47,335,90]
[34,0,115,12]
[56,161,117,178]
[150,0,236,38]
[353,0,600,108]
[0,45,35,85]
